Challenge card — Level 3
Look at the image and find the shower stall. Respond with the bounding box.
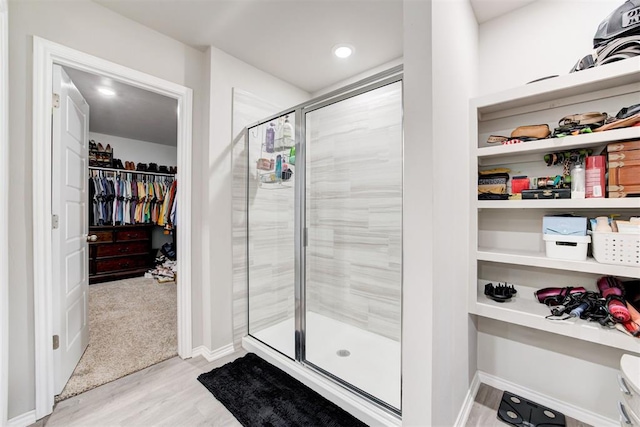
[244,69,403,418]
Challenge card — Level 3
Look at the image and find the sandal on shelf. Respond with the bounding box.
[594,112,640,132]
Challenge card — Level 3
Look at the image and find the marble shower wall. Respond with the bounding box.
[231,89,283,349]
[305,81,403,342]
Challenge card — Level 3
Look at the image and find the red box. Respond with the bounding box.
[511,176,530,194]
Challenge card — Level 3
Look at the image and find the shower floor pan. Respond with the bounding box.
[250,311,401,411]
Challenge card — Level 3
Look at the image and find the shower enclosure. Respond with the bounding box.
[246,70,403,414]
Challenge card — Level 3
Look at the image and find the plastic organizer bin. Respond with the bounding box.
[543,234,591,261]
[591,231,640,266]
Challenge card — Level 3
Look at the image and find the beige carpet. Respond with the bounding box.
[56,277,177,402]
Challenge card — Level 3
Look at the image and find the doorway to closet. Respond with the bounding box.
[32,37,193,419]
[51,64,180,402]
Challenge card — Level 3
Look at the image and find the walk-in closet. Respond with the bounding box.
[52,65,180,401]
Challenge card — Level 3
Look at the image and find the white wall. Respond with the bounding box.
[476,0,626,420]
[88,132,177,168]
[8,0,209,419]
[206,46,309,352]
[431,0,478,424]
[478,0,622,95]
[402,0,435,424]
[0,0,8,425]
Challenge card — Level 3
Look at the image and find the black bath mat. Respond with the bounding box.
[197,352,368,427]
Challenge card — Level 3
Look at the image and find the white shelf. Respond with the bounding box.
[473,56,640,114]
[477,248,640,278]
[472,281,640,354]
[477,198,640,209]
[470,56,640,355]
[476,127,640,162]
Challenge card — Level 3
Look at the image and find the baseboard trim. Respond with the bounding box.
[7,410,36,427]
[453,371,481,427]
[476,371,618,427]
[191,344,234,362]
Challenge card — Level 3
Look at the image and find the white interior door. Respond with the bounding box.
[52,64,90,395]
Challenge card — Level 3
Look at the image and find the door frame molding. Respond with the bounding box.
[32,36,193,418]
[1,0,8,424]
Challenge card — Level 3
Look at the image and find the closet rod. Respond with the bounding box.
[88,166,176,177]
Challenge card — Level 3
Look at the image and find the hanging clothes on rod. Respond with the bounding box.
[88,168,177,228]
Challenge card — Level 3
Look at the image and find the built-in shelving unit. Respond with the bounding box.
[469,56,640,355]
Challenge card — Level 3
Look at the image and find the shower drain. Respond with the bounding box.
[336,349,351,357]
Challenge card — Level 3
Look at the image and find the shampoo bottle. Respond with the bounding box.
[265,123,275,153]
[283,115,294,147]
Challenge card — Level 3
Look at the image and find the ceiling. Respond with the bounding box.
[64,67,178,146]
[470,0,536,24]
[95,0,404,93]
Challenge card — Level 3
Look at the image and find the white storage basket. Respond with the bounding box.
[591,231,640,266]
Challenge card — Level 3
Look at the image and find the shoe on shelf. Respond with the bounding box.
[148,163,158,172]
[89,140,97,151]
[97,142,105,152]
[136,163,148,171]
[105,144,112,153]
[159,165,169,173]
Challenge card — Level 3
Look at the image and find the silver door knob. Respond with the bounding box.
[87,235,98,242]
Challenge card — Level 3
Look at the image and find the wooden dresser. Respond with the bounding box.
[88,224,154,284]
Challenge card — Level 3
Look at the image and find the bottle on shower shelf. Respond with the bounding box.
[283,115,294,148]
[265,122,275,153]
[289,146,296,165]
[275,155,282,182]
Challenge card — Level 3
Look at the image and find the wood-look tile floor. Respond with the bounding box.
[30,353,593,427]
[466,383,592,427]
[31,351,247,427]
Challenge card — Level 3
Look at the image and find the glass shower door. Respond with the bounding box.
[303,80,403,411]
[247,112,297,359]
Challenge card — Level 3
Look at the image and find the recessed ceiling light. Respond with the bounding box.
[98,87,116,96]
[332,44,354,59]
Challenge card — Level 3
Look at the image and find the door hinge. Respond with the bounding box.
[53,335,59,350]
[52,93,60,109]
[52,214,59,229]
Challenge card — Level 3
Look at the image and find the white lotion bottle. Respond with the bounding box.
[571,162,585,199]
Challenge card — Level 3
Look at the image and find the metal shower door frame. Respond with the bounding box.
[246,67,403,416]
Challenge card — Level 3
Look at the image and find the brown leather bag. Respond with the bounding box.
[510,124,550,140]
